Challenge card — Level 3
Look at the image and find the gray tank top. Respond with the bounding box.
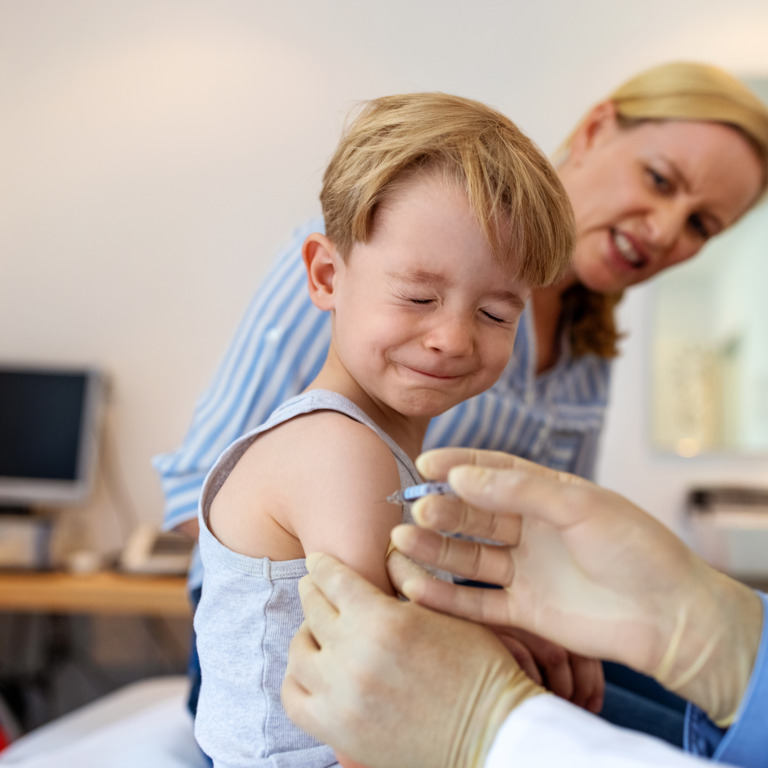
[194,390,422,768]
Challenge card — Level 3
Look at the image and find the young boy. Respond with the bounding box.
[194,92,575,767]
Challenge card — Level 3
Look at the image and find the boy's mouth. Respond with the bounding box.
[399,363,468,381]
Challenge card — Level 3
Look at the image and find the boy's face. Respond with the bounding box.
[329,172,530,422]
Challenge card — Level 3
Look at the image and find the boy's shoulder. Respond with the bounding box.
[249,405,402,534]
[256,404,398,479]
[230,390,403,503]
[255,389,400,466]
[209,400,401,561]
[264,406,404,584]
[261,403,402,510]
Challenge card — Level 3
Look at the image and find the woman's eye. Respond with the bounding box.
[688,214,710,240]
[648,168,671,193]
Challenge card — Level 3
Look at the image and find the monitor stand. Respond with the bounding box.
[0,505,32,517]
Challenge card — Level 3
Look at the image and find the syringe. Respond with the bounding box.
[386,481,456,505]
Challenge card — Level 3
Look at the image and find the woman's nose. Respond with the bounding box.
[649,203,688,252]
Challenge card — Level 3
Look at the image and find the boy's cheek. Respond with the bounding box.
[492,336,517,367]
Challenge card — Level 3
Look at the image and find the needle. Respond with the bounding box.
[386,481,456,505]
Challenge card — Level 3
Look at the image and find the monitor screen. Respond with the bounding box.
[0,365,104,510]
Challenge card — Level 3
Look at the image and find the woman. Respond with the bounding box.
[154,60,768,734]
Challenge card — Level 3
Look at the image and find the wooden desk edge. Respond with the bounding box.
[0,570,191,617]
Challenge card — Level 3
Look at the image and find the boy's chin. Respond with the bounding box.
[393,393,471,420]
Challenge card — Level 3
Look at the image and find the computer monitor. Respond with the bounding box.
[0,364,104,512]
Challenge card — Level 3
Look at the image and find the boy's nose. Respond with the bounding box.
[424,313,474,356]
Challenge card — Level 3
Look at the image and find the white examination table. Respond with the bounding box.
[0,676,207,768]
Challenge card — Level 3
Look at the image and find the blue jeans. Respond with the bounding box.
[600,662,686,747]
[187,585,203,717]
[187,585,211,766]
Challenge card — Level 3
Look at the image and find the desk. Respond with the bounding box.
[0,570,190,617]
[0,570,191,731]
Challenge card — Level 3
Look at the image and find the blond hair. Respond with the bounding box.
[559,62,768,358]
[320,92,575,289]
[557,61,768,185]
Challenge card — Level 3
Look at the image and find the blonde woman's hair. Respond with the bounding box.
[556,61,768,184]
[320,92,575,289]
[558,61,768,359]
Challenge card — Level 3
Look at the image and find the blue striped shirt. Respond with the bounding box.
[153,217,612,589]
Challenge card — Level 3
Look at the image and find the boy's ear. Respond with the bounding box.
[568,100,619,164]
[302,232,340,311]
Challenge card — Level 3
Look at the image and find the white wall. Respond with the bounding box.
[600,288,768,547]
[3,0,768,557]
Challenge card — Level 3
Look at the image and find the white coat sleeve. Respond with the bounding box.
[486,695,719,768]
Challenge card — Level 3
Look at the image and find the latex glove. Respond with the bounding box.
[388,447,763,726]
[283,552,545,768]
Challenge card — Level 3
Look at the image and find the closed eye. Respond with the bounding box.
[482,309,508,324]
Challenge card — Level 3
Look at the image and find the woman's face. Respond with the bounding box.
[560,104,764,294]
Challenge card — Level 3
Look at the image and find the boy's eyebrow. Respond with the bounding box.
[388,269,447,288]
[389,270,527,310]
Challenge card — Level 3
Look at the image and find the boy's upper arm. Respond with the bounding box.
[284,412,405,595]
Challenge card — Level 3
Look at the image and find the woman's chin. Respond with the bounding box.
[573,264,632,295]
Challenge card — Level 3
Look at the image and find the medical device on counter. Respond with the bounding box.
[687,485,768,582]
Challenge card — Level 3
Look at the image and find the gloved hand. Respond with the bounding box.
[283,552,545,768]
[388,447,763,726]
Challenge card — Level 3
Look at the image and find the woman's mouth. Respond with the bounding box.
[612,231,646,268]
